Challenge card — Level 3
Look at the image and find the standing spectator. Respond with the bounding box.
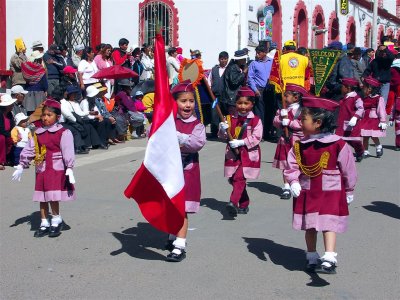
[361,48,375,69]
[94,44,114,95]
[112,38,133,93]
[247,45,273,135]
[21,51,48,115]
[351,47,366,87]
[78,47,99,95]
[220,50,248,114]
[208,51,229,137]
[58,45,69,66]
[166,47,180,87]
[140,44,154,81]
[10,39,28,87]
[362,44,395,105]
[10,85,28,116]
[44,44,65,95]
[31,40,44,53]
[279,40,308,88]
[131,47,144,85]
[0,94,16,170]
[176,47,184,64]
[68,44,84,69]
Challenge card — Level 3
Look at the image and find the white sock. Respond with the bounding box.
[40,219,50,228]
[321,252,337,267]
[306,251,320,264]
[364,150,370,155]
[51,215,62,227]
[376,144,382,150]
[172,237,186,254]
[168,234,176,241]
[284,183,290,190]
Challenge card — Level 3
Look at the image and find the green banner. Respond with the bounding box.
[308,49,342,96]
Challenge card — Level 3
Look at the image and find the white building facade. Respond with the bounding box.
[1,0,400,71]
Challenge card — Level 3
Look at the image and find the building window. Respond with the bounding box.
[52,0,91,51]
[328,11,339,44]
[365,22,372,47]
[139,0,179,47]
[293,0,308,48]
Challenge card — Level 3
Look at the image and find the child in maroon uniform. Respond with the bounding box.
[335,78,365,162]
[218,86,263,217]
[389,96,400,150]
[284,96,357,274]
[272,83,307,199]
[12,99,76,238]
[360,77,387,157]
[165,80,206,262]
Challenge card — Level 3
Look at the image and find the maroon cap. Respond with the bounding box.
[43,98,61,111]
[364,76,381,88]
[285,83,308,95]
[302,95,339,112]
[63,66,77,74]
[171,79,194,94]
[341,78,359,87]
[237,86,255,98]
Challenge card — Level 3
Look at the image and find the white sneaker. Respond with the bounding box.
[131,132,139,139]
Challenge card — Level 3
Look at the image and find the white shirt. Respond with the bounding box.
[15,126,30,148]
[60,99,90,123]
[78,60,99,84]
[80,98,99,119]
[140,53,154,80]
[167,56,180,84]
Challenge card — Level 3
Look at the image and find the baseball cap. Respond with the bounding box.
[284,40,297,48]
[11,85,28,95]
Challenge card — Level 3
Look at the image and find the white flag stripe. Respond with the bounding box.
[144,112,185,198]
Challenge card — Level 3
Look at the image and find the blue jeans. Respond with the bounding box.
[380,82,390,105]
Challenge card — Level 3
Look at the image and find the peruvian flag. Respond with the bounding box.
[124,33,185,234]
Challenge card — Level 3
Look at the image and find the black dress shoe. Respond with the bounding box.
[376,148,383,157]
[166,248,186,262]
[48,223,63,238]
[280,189,291,199]
[226,202,238,217]
[315,259,337,274]
[355,155,363,162]
[165,240,174,252]
[237,207,249,214]
[34,226,49,238]
[99,144,109,150]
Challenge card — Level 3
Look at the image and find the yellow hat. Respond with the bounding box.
[15,37,26,52]
[284,40,297,48]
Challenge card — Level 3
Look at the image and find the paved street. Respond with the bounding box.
[1,128,399,300]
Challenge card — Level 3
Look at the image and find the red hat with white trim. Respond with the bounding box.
[341,78,359,87]
[364,76,381,87]
[285,83,308,95]
[171,79,194,94]
[302,95,339,112]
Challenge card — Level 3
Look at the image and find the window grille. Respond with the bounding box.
[53,0,91,52]
[139,1,173,46]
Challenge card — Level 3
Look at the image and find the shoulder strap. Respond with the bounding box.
[237,119,250,140]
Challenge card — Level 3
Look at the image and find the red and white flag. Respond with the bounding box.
[124,33,185,234]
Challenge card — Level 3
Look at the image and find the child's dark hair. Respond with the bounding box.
[236,95,255,103]
[219,51,229,59]
[42,104,61,116]
[302,107,337,133]
[286,91,303,102]
[364,83,381,95]
[172,91,194,100]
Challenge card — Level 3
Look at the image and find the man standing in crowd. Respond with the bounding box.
[247,45,273,135]
[44,44,65,95]
[68,44,84,68]
[208,51,229,137]
[279,40,308,88]
[112,38,133,93]
[166,47,180,87]
[10,38,27,87]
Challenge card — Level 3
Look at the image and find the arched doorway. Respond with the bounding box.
[267,0,282,50]
[346,16,356,45]
[365,22,372,47]
[377,25,384,45]
[312,5,326,49]
[293,0,308,48]
[328,11,339,44]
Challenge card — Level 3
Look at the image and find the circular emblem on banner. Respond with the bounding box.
[288,57,299,68]
[260,21,265,26]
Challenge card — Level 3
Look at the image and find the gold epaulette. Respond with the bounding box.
[294,141,330,178]
[33,133,46,165]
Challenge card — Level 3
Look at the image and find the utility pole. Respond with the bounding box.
[372,0,378,49]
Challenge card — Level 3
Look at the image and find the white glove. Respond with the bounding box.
[290,182,302,197]
[346,194,354,205]
[65,168,76,184]
[177,132,189,145]
[229,139,245,148]
[12,165,24,181]
[348,116,358,127]
[219,121,229,131]
[282,118,290,126]
[280,109,288,117]
[378,122,387,130]
[389,121,394,127]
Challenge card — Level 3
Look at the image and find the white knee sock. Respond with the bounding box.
[283,183,290,190]
[321,252,337,266]
[40,219,50,228]
[376,144,382,150]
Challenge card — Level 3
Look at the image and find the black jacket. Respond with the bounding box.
[362,48,395,83]
[0,111,15,138]
[220,61,246,107]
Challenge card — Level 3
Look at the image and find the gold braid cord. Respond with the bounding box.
[33,133,46,165]
[294,142,330,178]
[194,87,204,123]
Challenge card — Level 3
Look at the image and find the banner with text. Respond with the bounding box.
[308,49,341,96]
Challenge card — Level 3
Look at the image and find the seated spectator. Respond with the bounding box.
[133,91,147,138]
[11,113,31,166]
[21,50,48,115]
[142,91,154,122]
[0,94,17,170]
[60,66,80,98]
[10,85,28,116]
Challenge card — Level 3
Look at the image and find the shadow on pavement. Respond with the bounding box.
[247,182,282,197]
[363,201,400,220]
[201,198,235,221]
[382,145,398,151]
[243,237,330,287]
[110,222,167,260]
[10,211,71,231]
